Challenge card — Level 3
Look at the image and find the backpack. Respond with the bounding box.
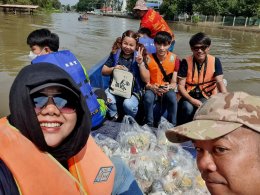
[32,50,106,128]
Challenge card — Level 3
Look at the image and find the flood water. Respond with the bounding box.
[1,12,260,117]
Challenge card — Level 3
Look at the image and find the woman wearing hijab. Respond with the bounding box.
[0,62,143,194]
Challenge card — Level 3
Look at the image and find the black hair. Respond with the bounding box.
[189,32,211,47]
[154,31,172,44]
[138,27,152,37]
[27,28,59,52]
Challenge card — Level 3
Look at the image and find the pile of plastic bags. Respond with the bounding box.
[92,116,209,194]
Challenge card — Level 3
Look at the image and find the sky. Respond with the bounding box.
[59,0,79,6]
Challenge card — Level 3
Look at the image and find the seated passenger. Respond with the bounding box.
[102,30,149,121]
[0,62,143,194]
[138,27,156,54]
[144,31,180,127]
[177,32,227,125]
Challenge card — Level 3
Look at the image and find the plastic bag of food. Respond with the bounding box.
[128,152,157,192]
[117,115,157,154]
[93,133,121,157]
[156,117,174,146]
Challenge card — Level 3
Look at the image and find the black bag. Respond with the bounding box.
[163,72,173,82]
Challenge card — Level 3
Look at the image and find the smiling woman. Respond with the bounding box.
[0,62,143,194]
[30,84,79,147]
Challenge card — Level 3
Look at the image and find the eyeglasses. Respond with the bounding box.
[31,93,78,114]
[192,45,209,51]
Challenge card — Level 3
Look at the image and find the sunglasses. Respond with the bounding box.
[192,45,209,51]
[31,93,78,114]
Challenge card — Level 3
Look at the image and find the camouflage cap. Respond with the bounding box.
[166,91,260,143]
[133,0,148,10]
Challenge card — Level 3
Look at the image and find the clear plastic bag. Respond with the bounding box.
[93,133,121,157]
[93,116,210,195]
[117,116,157,154]
[128,152,157,192]
[156,117,174,146]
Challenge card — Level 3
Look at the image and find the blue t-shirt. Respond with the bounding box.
[0,160,19,195]
[104,52,134,69]
[139,36,156,54]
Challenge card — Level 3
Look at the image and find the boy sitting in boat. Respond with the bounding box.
[144,31,180,127]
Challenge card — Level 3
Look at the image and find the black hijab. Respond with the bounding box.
[8,62,91,162]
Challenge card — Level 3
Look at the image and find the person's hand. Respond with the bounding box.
[191,99,203,108]
[135,47,144,65]
[158,85,169,94]
[114,65,128,71]
[147,83,161,96]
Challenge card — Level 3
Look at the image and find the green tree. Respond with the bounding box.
[160,0,177,20]
[126,0,136,13]
[228,0,260,17]
[0,0,61,9]
[52,0,61,9]
[193,0,221,15]
[76,0,100,11]
[66,4,71,11]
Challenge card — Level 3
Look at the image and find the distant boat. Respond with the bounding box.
[78,14,88,21]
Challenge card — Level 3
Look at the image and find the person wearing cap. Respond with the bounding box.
[133,0,175,52]
[177,32,227,125]
[166,91,260,195]
[0,62,143,194]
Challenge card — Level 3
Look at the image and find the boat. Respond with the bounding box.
[78,14,88,21]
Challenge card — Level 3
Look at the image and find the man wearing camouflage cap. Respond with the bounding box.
[166,91,260,195]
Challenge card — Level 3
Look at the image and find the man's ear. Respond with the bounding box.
[45,47,52,53]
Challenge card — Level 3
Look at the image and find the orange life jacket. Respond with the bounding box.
[185,54,217,98]
[147,52,176,85]
[141,9,174,39]
[0,117,115,195]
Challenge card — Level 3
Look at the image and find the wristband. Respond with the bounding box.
[138,62,145,68]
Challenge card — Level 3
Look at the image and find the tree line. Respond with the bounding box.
[129,0,260,19]
[0,0,61,10]
[2,0,259,19]
[76,0,260,18]
[76,0,123,12]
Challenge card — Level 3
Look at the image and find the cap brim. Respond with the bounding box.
[133,6,148,10]
[166,120,242,143]
[30,83,79,97]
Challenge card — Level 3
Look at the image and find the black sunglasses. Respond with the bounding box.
[31,93,79,114]
[192,45,209,51]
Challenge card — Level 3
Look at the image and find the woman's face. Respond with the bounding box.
[31,86,77,147]
[121,36,137,56]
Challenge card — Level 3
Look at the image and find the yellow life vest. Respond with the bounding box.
[147,52,176,85]
[0,117,115,195]
[185,54,217,98]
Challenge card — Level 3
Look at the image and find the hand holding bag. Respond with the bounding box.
[109,68,134,99]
